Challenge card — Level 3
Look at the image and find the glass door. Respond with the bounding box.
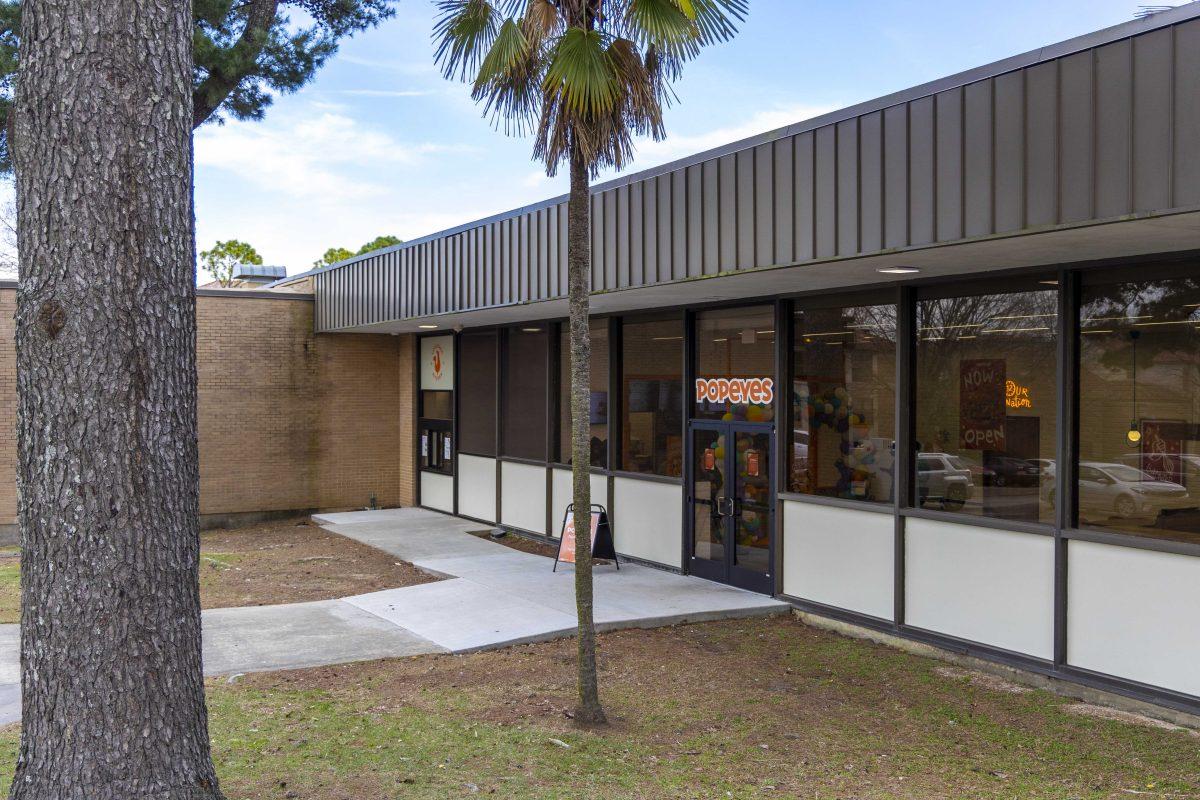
[688,421,774,593]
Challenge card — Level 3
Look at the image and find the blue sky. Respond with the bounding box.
[192,0,1154,281]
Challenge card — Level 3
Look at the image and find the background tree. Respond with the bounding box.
[11,0,224,795]
[200,238,264,286]
[434,0,745,725]
[313,245,355,268]
[0,0,397,171]
[358,234,403,254]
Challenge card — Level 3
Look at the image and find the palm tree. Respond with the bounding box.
[434,0,746,724]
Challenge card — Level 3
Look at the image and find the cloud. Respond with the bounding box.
[195,109,466,203]
[337,55,439,75]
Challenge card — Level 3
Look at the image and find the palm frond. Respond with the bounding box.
[433,0,500,81]
[622,0,699,61]
[687,0,747,47]
[544,26,620,120]
[472,17,546,135]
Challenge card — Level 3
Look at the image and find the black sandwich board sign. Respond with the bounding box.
[553,503,619,571]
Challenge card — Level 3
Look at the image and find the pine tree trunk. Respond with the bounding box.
[568,143,605,726]
[10,0,225,797]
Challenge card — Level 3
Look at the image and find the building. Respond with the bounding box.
[285,8,1200,712]
[199,264,288,289]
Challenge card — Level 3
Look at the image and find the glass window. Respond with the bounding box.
[558,321,609,467]
[421,391,453,421]
[1078,272,1200,544]
[621,316,683,477]
[458,331,498,455]
[915,282,1058,523]
[791,303,896,502]
[694,306,776,422]
[502,326,549,461]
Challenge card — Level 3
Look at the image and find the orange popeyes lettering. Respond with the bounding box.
[693,377,775,406]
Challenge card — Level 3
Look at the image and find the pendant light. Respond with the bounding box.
[1127,330,1142,445]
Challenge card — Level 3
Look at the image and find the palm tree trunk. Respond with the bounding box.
[568,142,606,726]
[9,0,224,795]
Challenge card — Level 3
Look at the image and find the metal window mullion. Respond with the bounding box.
[894,285,917,630]
[1054,268,1080,666]
[773,298,793,597]
[681,308,697,573]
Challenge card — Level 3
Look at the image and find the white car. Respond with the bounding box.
[1077,462,1192,520]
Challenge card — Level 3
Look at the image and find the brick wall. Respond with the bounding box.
[0,287,415,525]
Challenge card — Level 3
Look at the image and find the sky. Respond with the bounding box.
[184,1,1170,280]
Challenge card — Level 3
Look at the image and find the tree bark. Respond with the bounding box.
[568,142,605,726]
[10,1,224,797]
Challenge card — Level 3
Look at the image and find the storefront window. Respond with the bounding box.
[914,282,1058,523]
[791,303,896,502]
[458,331,497,456]
[502,326,548,461]
[419,334,456,475]
[694,306,776,422]
[621,316,683,477]
[1078,271,1200,544]
[558,321,609,467]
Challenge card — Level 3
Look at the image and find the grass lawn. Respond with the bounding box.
[0,616,1194,799]
[0,519,439,620]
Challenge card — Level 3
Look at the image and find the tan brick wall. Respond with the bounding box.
[0,288,415,525]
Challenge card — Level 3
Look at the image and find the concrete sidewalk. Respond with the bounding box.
[0,507,786,725]
[320,507,787,652]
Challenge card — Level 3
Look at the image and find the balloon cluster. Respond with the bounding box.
[806,387,876,497]
[719,402,775,424]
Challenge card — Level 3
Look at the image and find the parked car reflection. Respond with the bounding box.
[1072,462,1192,521]
[916,452,975,511]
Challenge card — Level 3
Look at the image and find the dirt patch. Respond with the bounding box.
[934,665,1032,695]
[1064,703,1199,736]
[468,528,559,558]
[199,519,440,608]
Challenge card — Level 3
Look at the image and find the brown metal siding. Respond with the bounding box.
[315,17,1200,332]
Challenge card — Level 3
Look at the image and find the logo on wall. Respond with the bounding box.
[694,377,775,406]
[430,344,444,381]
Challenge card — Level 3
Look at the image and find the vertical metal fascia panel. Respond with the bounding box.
[605,189,619,288]
[643,175,658,281]
[773,137,794,265]
[557,202,568,292]
[735,148,755,268]
[909,95,936,245]
[686,164,703,276]
[700,161,718,274]
[934,88,963,242]
[616,184,631,288]
[656,173,672,283]
[835,118,859,256]
[1175,19,1200,206]
[591,193,604,291]
[1025,61,1059,227]
[859,111,883,254]
[1059,51,1095,222]
[671,168,687,280]
[753,143,774,266]
[538,208,550,301]
[883,104,910,249]
[717,154,737,270]
[1132,27,1173,212]
[629,182,644,286]
[814,125,837,258]
[1094,39,1133,218]
[793,133,815,262]
[963,80,994,237]
[546,207,559,298]
[994,70,1026,233]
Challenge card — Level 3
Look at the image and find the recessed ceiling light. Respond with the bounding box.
[877,266,921,274]
[521,327,542,333]
[418,324,438,329]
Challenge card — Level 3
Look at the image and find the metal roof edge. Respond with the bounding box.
[270,2,1200,287]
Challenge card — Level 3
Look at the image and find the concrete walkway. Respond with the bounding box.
[0,507,786,724]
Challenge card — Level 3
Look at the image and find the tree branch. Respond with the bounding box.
[192,0,281,128]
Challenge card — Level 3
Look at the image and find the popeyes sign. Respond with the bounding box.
[695,377,774,405]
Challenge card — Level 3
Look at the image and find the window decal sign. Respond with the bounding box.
[695,377,775,406]
[420,335,455,390]
[960,359,1006,450]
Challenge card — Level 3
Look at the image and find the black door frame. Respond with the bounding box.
[686,419,776,593]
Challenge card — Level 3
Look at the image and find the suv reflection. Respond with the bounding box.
[916,452,975,511]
